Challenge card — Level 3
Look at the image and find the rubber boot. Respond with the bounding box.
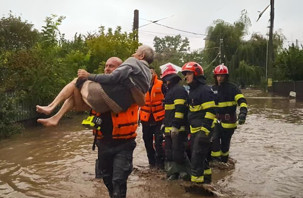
[221,155,228,163]
[204,174,212,184]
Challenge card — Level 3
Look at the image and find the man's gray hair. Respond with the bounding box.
[138,45,154,64]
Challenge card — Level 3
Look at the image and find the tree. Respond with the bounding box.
[152,35,190,71]
[153,34,190,54]
[274,44,303,81]
[40,14,66,47]
[86,26,139,73]
[203,10,250,71]
[234,61,263,88]
[0,12,40,51]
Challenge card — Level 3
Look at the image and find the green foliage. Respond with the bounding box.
[204,12,248,69]
[274,44,303,81]
[154,35,190,53]
[152,34,191,72]
[203,10,287,86]
[0,12,40,52]
[0,89,22,140]
[86,26,139,73]
[40,14,66,47]
[233,61,263,87]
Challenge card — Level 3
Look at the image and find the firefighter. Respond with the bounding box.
[82,57,140,198]
[181,62,216,184]
[139,67,165,169]
[91,57,123,179]
[211,64,248,163]
[161,65,190,180]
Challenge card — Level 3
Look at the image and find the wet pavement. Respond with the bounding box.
[0,89,302,198]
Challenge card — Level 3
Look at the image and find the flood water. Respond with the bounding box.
[0,89,302,198]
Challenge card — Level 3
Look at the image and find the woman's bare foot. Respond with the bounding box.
[37,118,59,127]
[36,105,53,115]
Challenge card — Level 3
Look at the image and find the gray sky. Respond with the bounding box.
[1,0,302,51]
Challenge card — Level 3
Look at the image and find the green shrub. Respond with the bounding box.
[0,90,23,140]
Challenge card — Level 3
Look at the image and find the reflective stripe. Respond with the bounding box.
[190,126,200,133]
[201,127,210,135]
[235,94,245,102]
[204,168,212,175]
[211,151,221,157]
[221,122,237,128]
[189,101,215,112]
[202,101,216,109]
[189,105,201,112]
[165,126,186,133]
[191,175,204,183]
[190,126,210,135]
[240,102,248,108]
[217,101,237,108]
[165,104,175,110]
[174,99,186,105]
[175,112,184,119]
[221,151,229,156]
[205,112,216,120]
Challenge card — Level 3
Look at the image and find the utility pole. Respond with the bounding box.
[133,9,139,41]
[219,38,224,64]
[267,0,274,91]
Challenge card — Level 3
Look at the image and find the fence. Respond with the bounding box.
[4,91,38,122]
[272,81,303,99]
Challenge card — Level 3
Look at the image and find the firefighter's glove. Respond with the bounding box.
[238,113,246,125]
[170,126,179,137]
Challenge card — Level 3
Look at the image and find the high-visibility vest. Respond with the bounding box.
[92,104,138,139]
[139,77,165,122]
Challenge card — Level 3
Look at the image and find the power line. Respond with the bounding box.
[139,18,206,36]
[140,30,203,38]
[139,16,173,28]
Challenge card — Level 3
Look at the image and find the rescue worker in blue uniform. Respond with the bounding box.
[211,64,248,163]
[181,62,216,184]
[161,64,190,180]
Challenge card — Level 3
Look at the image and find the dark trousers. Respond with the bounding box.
[164,132,190,178]
[165,132,188,164]
[191,131,211,178]
[97,139,136,198]
[142,122,164,166]
[211,124,235,162]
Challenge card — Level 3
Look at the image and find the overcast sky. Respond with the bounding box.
[1,0,302,51]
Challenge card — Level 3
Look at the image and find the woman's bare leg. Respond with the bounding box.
[37,95,90,127]
[36,78,78,115]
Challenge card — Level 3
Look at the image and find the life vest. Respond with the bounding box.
[140,76,165,122]
[92,104,139,139]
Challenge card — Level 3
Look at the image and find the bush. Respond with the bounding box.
[0,91,23,140]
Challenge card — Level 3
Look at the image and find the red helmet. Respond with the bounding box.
[161,64,181,82]
[181,62,204,76]
[214,64,229,75]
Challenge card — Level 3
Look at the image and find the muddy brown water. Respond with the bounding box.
[0,89,302,198]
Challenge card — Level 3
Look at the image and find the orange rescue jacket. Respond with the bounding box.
[92,104,138,139]
[139,76,165,122]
